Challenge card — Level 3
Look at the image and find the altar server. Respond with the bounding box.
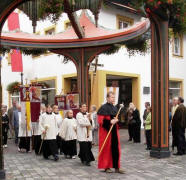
[39,105,59,161]
[76,104,95,166]
[59,110,77,159]
[53,105,63,154]
[33,104,46,155]
[18,104,32,153]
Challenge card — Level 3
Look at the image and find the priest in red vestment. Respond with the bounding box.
[97,91,125,174]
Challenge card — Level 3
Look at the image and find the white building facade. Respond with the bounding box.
[1,4,185,124]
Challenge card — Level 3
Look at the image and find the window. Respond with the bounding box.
[45,28,55,35]
[116,15,134,29]
[37,79,56,105]
[169,81,183,100]
[9,92,20,107]
[44,25,56,35]
[173,34,183,57]
[64,20,71,30]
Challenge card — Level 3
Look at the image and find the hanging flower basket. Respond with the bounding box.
[7,82,21,94]
[126,0,186,34]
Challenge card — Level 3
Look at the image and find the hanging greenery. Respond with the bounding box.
[102,45,121,55]
[38,0,65,22]
[38,0,102,23]
[7,81,20,94]
[0,47,48,56]
[102,33,150,57]
[124,37,150,57]
[124,0,186,34]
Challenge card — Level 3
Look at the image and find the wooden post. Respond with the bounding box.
[150,13,170,158]
[0,54,5,178]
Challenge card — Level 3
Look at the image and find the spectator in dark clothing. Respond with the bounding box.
[126,107,134,141]
[129,103,141,143]
[8,100,19,145]
[172,97,186,155]
[2,105,9,148]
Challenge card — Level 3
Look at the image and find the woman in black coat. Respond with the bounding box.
[2,106,9,147]
[129,103,141,143]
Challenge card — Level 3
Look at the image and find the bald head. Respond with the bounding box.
[172,97,178,106]
[12,100,17,107]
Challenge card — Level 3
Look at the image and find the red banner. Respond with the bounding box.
[7,12,20,31]
[10,49,23,72]
[7,12,23,72]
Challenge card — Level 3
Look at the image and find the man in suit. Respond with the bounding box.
[8,100,19,145]
[172,97,186,155]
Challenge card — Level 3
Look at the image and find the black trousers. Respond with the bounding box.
[42,140,58,159]
[33,135,42,154]
[63,139,77,156]
[173,127,186,154]
[2,126,8,145]
[56,135,62,153]
[128,124,134,140]
[14,127,19,144]
[145,130,152,149]
[19,137,31,152]
[133,124,141,143]
[78,141,95,163]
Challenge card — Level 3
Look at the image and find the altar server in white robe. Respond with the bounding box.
[33,104,46,155]
[39,105,59,161]
[18,104,32,153]
[53,105,63,154]
[59,110,77,159]
[76,104,95,166]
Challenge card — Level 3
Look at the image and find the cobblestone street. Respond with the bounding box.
[4,129,186,180]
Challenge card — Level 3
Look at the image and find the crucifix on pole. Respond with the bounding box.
[89,55,104,108]
[89,55,104,76]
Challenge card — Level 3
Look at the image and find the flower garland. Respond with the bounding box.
[38,0,65,22]
[0,47,48,56]
[126,0,186,34]
[7,81,20,94]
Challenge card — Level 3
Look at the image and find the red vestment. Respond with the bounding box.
[98,114,121,169]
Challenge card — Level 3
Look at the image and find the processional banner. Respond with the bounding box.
[20,86,41,125]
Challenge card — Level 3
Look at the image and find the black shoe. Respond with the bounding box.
[85,162,91,166]
[173,152,183,156]
[81,160,86,165]
[54,155,59,161]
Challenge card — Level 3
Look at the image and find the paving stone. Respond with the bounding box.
[3,130,186,180]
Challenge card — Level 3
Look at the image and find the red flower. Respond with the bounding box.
[157,1,162,5]
[167,0,172,4]
[146,8,151,13]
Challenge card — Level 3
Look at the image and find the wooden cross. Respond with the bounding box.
[90,56,104,75]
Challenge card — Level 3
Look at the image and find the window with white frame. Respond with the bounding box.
[169,81,182,100]
[38,79,56,105]
[116,15,134,29]
[173,35,183,57]
[10,92,20,107]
